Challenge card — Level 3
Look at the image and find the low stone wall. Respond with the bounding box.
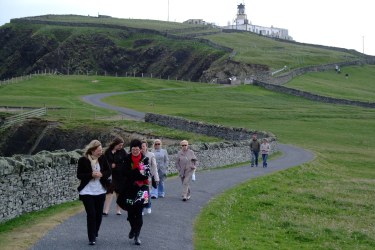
[0,150,81,223]
[0,140,276,223]
[145,113,276,141]
[253,80,375,108]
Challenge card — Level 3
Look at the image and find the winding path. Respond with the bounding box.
[30,92,315,250]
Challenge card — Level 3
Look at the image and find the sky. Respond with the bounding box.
[1,0,374,56]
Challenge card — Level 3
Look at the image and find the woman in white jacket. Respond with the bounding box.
[151,139,169,198]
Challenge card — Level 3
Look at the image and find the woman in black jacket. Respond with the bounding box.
[103,137,127,216]
[77,139,111,246]
[117,139,150,245]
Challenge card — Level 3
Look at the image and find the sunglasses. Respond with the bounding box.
[181,145,188,146]
[154,143,160,145]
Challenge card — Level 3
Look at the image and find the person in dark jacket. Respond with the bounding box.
[103,137,127,216]
[117,139,150,245]
[77,139,111,246]
[250,133,261,167]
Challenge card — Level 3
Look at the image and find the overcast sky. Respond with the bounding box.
[1,0,374,56]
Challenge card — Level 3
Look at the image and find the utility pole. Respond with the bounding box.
[168,0,170,22]
[362,36,365,54]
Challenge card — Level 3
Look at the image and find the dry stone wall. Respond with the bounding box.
[145,113,276,141]
[0,150,81,223]
[0,141,276,223]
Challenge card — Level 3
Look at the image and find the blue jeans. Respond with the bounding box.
[150,180,165,198]
[262,154,268,167]
[251,151,259,167]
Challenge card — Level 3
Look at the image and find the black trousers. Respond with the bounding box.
[80,193,106,242]
[127,206,143,235]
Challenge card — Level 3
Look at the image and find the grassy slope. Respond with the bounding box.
[285,65,375,102]
[104,84,375,249]
[203,32,359,70]
[0,75,220,142]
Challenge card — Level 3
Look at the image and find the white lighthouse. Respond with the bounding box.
[235,3,249,25]
[223,2,293,41]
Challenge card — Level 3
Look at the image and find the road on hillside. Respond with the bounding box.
[29,91,315,250]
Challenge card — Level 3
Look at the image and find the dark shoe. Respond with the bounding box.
[134,235,141,245]
[89,241,96,245]
[128,230,135,239]
[102,212,108,216]
[182,198,187,201]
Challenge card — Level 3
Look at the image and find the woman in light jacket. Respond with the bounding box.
[151,139,169,198]
[77,139,111,245]
[141,140,159,214]
[175,140,197,201]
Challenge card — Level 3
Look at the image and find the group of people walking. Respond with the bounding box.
[76,137,198,246]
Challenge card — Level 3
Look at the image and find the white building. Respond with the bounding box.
[223,3,293,40]
[183,19,206,25]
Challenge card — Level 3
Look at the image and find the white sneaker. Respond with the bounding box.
[146,208,152,214]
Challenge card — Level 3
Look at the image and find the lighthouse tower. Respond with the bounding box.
[235,3,249,25]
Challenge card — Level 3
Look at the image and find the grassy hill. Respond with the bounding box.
[285,65,375,102]
[0,14,368,81]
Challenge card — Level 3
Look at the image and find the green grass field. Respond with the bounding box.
[285,65,375,102]
[1,73,374,249]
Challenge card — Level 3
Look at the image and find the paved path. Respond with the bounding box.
[29,91,314,249]
[30,144,314,250]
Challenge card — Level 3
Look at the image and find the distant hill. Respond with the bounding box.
[0,15,370,81]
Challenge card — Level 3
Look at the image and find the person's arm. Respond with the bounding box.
[175,152,181,172]
[190,150,198,169]
[151,154,159,182]
[77,157,93,181]
[99,156,111,180]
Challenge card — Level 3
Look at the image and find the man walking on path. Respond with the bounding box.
[250,133,260,167]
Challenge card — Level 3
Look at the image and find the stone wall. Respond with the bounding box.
[145,113,276,141]
[0,140,276,223]
[0,150,81,223]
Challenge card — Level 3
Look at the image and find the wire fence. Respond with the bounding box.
[2,107,47,128]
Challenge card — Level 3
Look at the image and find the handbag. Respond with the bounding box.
[151,176,157,189]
